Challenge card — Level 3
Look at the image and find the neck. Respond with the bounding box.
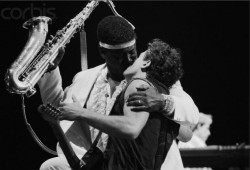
[107,71,124,82]
[125,72,146,82]
[107,73,122,97]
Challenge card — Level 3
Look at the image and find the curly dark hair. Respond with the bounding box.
[144,39,183,89]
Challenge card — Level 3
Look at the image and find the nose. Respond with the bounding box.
[127,53,137,64]
[207,130,211,136]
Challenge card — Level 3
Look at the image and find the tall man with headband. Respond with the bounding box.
[38,15,199,170]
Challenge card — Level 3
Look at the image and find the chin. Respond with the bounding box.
[123,71,133,80]
[123,64,134,75]
[123,68,130,76]
[123,71,129,78]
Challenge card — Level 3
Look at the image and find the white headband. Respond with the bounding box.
[99,39,136,50]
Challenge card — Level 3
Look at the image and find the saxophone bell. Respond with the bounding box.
[5,16,51,97]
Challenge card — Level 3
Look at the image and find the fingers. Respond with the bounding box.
[128,92,146,99]
[54,47,65,65]
[57,47,65,60]
[127,95,144,103]
[56,107,70,121]
[130,106,148,112]
[135,84,150,91]
[126,100,144,107]
[57,114,64,121]
[44,35,54,47]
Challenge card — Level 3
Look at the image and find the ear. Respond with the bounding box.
[99,47,107,59]
[101,53,106,60]
[141,59,151,69]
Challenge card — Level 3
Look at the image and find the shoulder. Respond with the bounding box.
[73,64,106,82]
[124,79,152,98]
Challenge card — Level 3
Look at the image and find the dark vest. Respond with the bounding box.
[104,78,179,170]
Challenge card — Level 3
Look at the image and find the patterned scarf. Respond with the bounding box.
[87,68,127,151]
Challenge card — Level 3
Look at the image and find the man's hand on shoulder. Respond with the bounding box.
[126,84,165,113]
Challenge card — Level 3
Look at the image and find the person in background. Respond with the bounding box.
[179,112,212,148]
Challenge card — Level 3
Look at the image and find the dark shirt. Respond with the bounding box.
[103,78,179,170]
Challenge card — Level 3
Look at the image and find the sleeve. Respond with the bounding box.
[167,80,199,126]
[37,67,64,107]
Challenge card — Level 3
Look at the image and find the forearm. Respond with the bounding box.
[169,94,199,126]
[78,110,141,139]
[161,81,199,126]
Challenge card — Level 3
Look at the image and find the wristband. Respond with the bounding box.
[162,94,175,116]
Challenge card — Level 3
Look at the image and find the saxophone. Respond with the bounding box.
[5,0,100,97]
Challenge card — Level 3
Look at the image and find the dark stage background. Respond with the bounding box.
[0,1,249,169]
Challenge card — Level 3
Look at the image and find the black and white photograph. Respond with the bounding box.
[1,1,249,170]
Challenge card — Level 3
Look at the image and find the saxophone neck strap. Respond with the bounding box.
[92,131,102,147]
[80,29,88,71]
